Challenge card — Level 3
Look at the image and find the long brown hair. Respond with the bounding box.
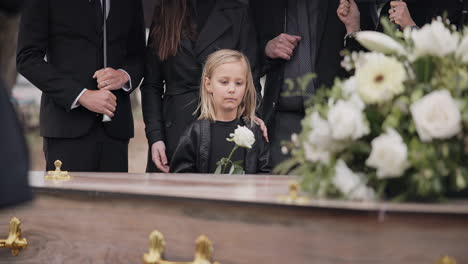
[150,0,196,60]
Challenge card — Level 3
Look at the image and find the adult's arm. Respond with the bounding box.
[256,126,271,174]
[118,0,146,93]
[0,0,26,14]
[16,0,85,110]
[140,25,166,146]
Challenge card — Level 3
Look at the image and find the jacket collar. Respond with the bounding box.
[193,0,244,56]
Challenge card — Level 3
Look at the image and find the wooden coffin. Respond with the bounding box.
[0,171,467,264]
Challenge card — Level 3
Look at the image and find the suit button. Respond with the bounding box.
[165,121,172,128]
[272,102,276,108]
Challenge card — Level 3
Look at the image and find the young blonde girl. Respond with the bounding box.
[170,49,270,174]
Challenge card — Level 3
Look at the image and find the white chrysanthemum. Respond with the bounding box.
[366,129,409,179]
[228,125,255,149]
[410,90,461,142]
[355,53,406,104]
[411,19,459,59]
[355,31,406,55]
[333,160,376,201]
[328,100,370,141]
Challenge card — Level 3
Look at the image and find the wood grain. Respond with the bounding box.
[1,190,467,264]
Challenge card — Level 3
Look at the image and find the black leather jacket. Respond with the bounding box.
[170,119,271,174]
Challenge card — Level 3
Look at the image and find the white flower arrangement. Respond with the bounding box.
[277,18,468,201]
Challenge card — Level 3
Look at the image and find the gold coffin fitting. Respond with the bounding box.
[45,160,72,181]
[143,230,220,264]
[0,217,28,256]
[435,256,458,264]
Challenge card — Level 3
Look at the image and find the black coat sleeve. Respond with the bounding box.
[140,24,166,146]
[120,0,146,92]
[16,0,85,110]
[170,124,198,173]
[255,126,271,174]
[0,0,25,14]
[238,6,263,111]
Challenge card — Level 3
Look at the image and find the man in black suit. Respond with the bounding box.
[0,0,32,208]
[252,0,347,167]
[17,0,145,172]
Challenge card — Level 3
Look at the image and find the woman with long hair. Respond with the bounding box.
[141,0,260,173]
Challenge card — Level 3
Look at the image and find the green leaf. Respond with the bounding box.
[214,164,223,174]
[230,164,244,175]
[413,56,435,83]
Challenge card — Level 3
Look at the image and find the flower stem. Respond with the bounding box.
[222,145,239,174]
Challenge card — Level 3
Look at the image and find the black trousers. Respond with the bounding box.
[269,111,304,170]
[44,120,129,172]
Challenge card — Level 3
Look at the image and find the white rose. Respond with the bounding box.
[410,90,461,142]
[366,129,409,179]
[411,19,459,59]
[303,112,334,164]
[355,31,406,55]
[341,77,365,110]
[333,160,376,201]
[228,125,255,149]
[328,100,370,141]
[304,143,331,164]
[456,34,468,63]
[355,53,406,104]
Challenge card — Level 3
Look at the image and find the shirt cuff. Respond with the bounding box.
[71,88,87,109]
[118,69,132,92]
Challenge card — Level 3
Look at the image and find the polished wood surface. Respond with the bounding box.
[0,172,467,264]
[28,171,468,214]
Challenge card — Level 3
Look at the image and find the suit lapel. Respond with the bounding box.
[193,0,232,57]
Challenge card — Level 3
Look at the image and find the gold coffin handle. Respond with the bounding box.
[45,160,72,181]
[278,181,309,205]
[435,256,458,264]
[143,230,220,264]
[0,217,27,256]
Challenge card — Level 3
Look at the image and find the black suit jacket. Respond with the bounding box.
[141,0,259,164]
[252,0,346,129]
[17,0,146,140]
[170,119,271,174]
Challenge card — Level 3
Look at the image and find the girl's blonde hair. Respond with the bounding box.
[198,49,257,125]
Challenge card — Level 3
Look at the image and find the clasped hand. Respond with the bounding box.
[78,67,129,116]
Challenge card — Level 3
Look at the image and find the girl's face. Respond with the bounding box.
[205,60,247,119]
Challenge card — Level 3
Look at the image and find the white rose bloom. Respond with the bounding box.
[411,20,459,59]
[304,143,331,164]
[303,112,347,164]
[456,34,468,63]
[228,125,255,149]
[328,100,370,141]
[366,129,409,179]
[410,90,462,142]
[333,160,376,201]
[341,77,365,110]
[355,53,406,104]
[355,31,406,55]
